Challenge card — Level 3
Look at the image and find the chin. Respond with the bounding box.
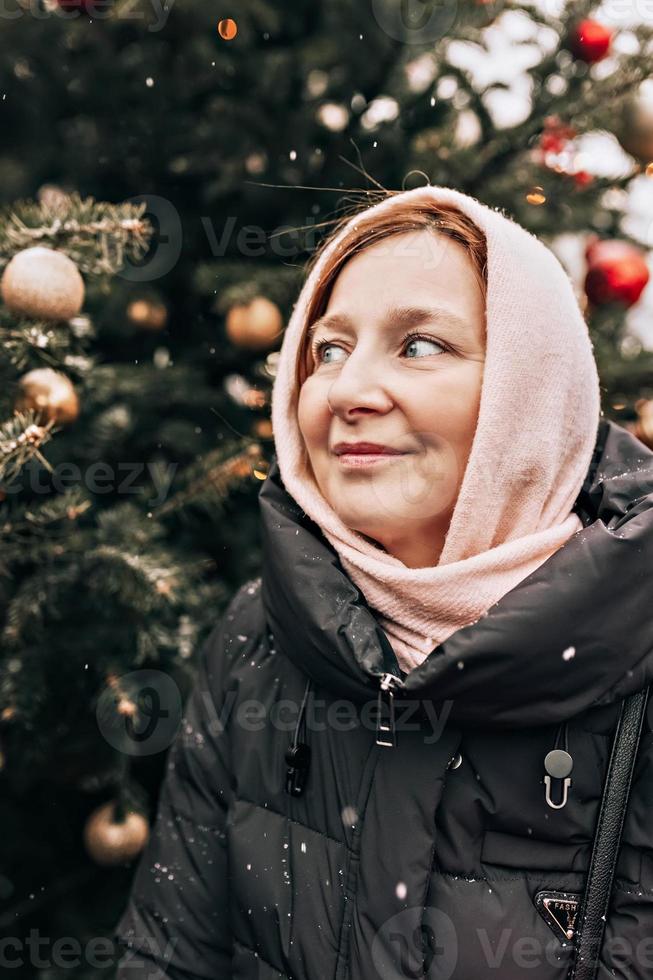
[335,509,394,540]
[344,524,387,549]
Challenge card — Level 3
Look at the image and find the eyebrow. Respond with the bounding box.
[305,304,470,346]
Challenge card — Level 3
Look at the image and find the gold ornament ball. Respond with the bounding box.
[83,801,150,866]
[1,246,85,321]
[253,418,273,439]
[127,298,168,331]
[615,84,653,164]
[226,297,284,351]
[15,368,80,426]
[218,18,238,39]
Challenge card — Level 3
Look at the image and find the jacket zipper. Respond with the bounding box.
[376,672,405,747]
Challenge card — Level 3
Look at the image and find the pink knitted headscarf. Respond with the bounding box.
[270,185,602,672]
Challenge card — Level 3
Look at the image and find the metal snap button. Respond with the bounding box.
[447,751,463,770]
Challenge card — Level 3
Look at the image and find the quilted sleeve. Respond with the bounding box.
[112,609,237,980]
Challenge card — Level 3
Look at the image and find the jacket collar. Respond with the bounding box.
[259,420,653,728]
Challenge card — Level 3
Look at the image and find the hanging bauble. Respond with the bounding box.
[572,170,594,188]
[585,237,646,274]
[226,297,284,350]
[568,20,613,64]
[253,418,273,439]
[83,800,149,866]
[14,367,80,425]
[533,116,590,180]
[584,240,649,308]
[217,18,238,40]
[127,297,168,331]
[1,246,84,321]
[614,84,653,164]
[538,115,577,155]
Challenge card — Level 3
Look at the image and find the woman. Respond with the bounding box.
[114,185,653,980]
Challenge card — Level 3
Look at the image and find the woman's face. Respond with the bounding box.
[297,229,486,568]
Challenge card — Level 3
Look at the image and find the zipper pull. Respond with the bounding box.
[543,749,573,809]
[543,721,574,809]
[377,672,402,748]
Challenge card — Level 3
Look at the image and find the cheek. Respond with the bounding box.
[457,367,484,431]
[297,381,330,449]
[406,369,482,443]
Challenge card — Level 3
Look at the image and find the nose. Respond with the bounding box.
[326,349,393,419]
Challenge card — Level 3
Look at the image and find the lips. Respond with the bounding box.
[332,442,405,456]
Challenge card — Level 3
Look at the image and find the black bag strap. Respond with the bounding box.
[569,686,650,979]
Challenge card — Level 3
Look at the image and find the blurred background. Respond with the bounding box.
[1,0,653,976]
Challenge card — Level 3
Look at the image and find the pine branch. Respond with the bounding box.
[0,191,154,278]
[0,411,56,486]
[85,362,215,408]
[155,441,263,518]
[1,560,81,650]
[0,489,92,568]
[0,311,96,374]
[82,545,184,609]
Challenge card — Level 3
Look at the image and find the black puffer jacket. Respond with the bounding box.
[114,418,653,980]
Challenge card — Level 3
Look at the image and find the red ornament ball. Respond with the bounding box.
[584,240,649,308]
[573,170,594,188]
[539,115,577,154]
[569,19,613,64]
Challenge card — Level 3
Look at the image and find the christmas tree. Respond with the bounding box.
[0,189,279,974]
[1,0,653,975]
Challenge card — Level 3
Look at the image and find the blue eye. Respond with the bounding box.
[404,333,448,358]
[311,331,450,365]
[313,340,346,364]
